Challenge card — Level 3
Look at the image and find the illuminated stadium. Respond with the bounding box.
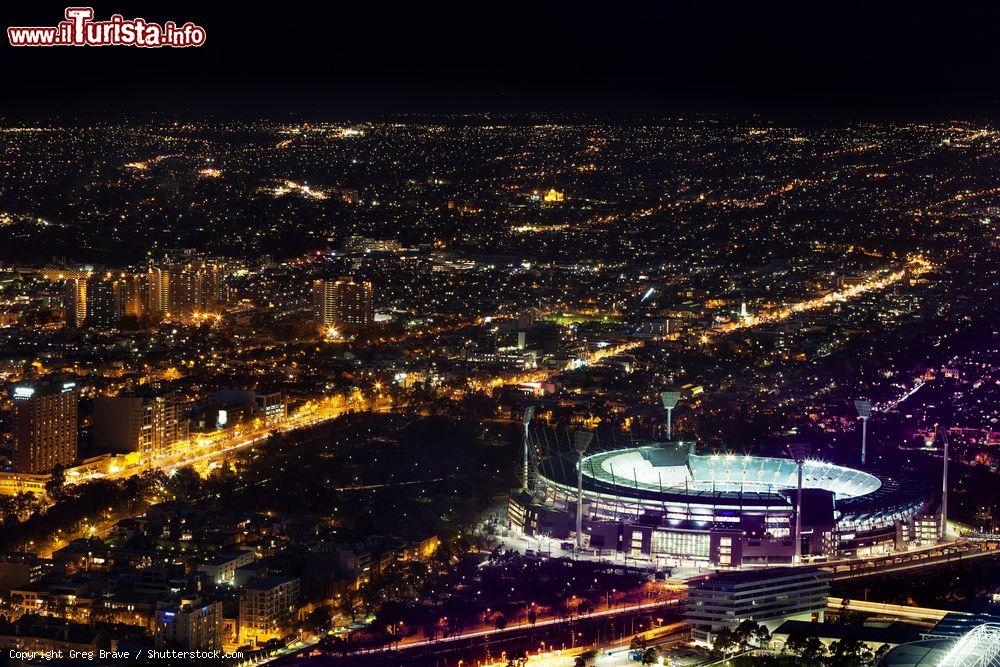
[508,433,931,568]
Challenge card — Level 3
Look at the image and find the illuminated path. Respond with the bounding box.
[331,594,685,660]
[711,255,933,338]
[876,378,926,413]
[477,255,933,392]
[69,393,387,484]
[473,339,644,391]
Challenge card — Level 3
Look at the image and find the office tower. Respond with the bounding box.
[147,252,226,317]
[115,273,148,319]
[85,275,118,328]
[311,279,333,325]
[147,266,171,315]
[169,264,198,313]
[168,260,224,314]
[94,392,189,459]
[312,277,374,327]
[65,273,146,328]
[10,379,78,474]
[62,278,87,328]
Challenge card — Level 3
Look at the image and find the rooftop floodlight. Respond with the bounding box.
[660,391,681,440]
[573,430,594,549]
[787,443,810,464]
[660,392,681,409]
[854,400,872,465]
[786,443,810,564]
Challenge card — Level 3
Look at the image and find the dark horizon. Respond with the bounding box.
[6,2,1000,118]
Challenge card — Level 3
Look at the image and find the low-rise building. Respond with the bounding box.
[0,553,60,593]
[686,567,830,645]
[770,619,915,652]
[238,576,300,646]
[9,577,100,624]
[154,597,223,651]
[197,550,257,585]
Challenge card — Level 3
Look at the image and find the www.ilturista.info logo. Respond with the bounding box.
[8,7,206,47]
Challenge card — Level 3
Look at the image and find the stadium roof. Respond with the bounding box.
[928,613,1000,639]
[937,623,1000,667]
[536,443,925,508]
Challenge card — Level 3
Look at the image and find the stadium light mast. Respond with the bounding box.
[660,392,681,441]
[940,425,950,540]
[521,406,535,492]
[787,444,810,565]
[854,400,872,465]
[573,430,594,550]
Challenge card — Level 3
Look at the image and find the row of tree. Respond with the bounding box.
[710,619,892,666]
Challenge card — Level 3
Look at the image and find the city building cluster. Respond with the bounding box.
[0,116,997,664]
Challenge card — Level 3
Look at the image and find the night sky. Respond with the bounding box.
[5,2,1000,116]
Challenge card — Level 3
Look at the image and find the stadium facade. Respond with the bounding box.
[508,433,931,568]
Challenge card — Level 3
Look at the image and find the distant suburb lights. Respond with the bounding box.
[7,7,206,48]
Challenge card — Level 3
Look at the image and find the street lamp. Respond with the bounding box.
[854,400,872,465]
[573,430,594,550]
[521,406,535,492]
[787,443,810,565]
[660,392,681,440]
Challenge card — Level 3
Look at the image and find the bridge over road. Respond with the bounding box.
[824,538,999,581]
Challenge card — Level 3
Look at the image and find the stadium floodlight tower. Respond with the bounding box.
[572,430,594,550]
[940,425,950,540]
[787,443,810,565]
[854,400,872,465]
[660,391,681,440]
[520,406,535,492]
